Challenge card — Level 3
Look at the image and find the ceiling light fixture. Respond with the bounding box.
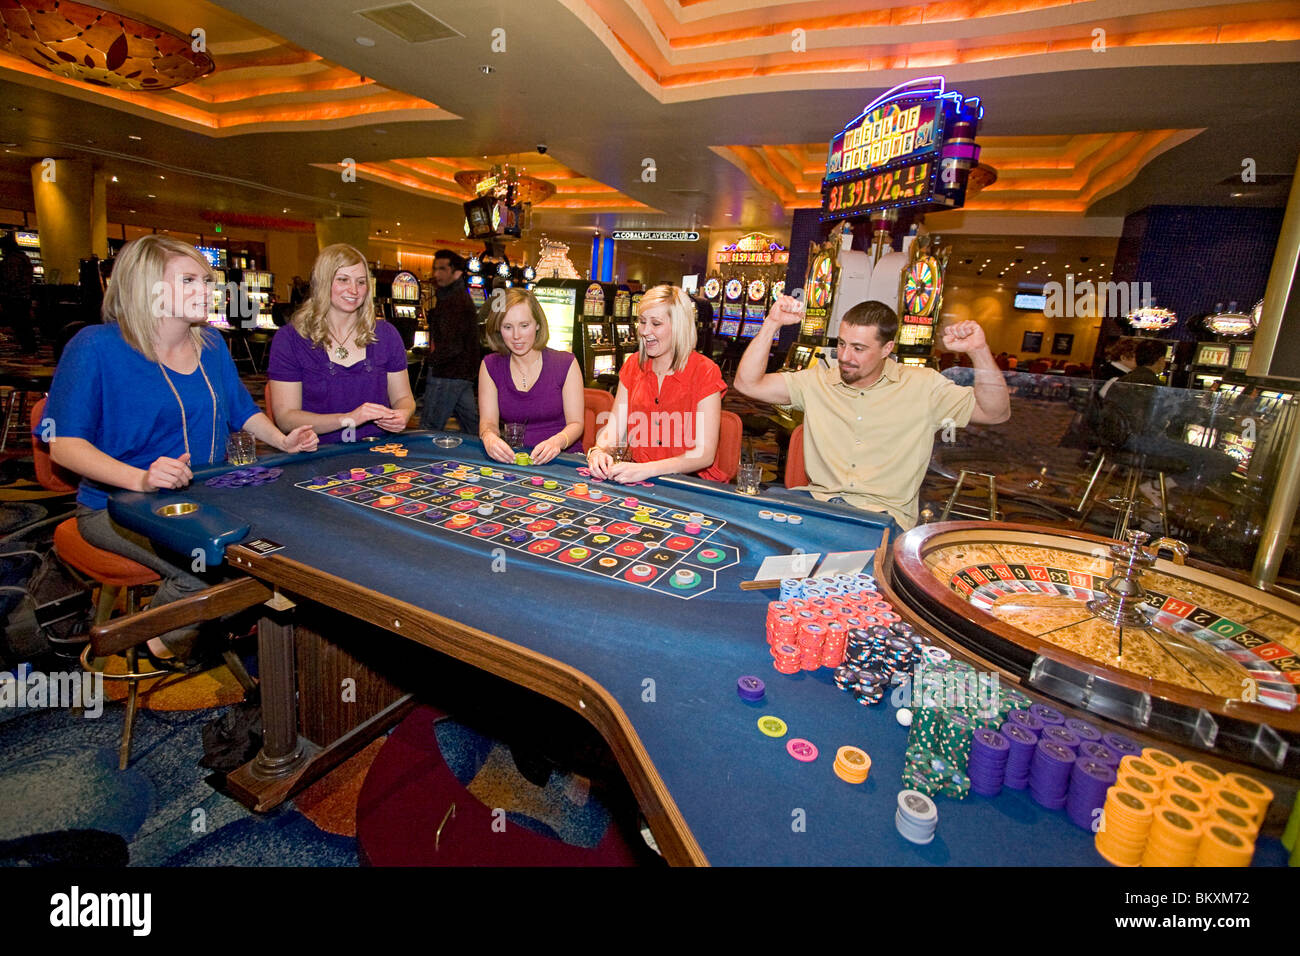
[355,36,376,47]
[0,0,215,91]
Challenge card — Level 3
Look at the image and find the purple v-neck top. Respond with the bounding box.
[484,349,580,453]
[268,321,407,444]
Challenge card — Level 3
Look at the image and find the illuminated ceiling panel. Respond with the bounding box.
[312,154,657,214]
[711,129,1206,214]
[574,0,1300,96]
[0,0,449,132]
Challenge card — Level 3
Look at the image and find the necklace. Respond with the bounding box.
[512,353,541,390]
[158,340,218,463]
[328,322,355,361]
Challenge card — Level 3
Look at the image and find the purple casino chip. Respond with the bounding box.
[971,728,1010,757]
[737,675,766,702]
[1002,722,1038,747]
[1034,739,1076,767]
[1029,703,1065,725]
[1102,732,1142,757]
[1064,717,1102,742]
[1006,709,1045,733]
[1079,740,1120,768]
[1042,725,1082,752]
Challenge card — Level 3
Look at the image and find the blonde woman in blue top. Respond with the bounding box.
[46,235,317,665]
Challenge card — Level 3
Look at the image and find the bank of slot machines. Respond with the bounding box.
[1190,304,1258,390]
[245,271,275,329]
[207,267,230,329]
[1186,379,1297,481]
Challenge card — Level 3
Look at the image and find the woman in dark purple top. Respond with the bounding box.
[267,243,415,444]
[478,288,583,464]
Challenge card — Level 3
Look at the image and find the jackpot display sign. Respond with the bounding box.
[715,233,790,266]
[821,76,982,223]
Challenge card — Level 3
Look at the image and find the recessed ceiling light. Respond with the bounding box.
[480,64,494,74]
[110,175,118,182]
[147,194,156,198]
[1014,245,1024,250]
[128,134,142,141]
[9,106,22,112]
[355,36,376,47]
[282,208,289,213]
[158,175,165,180]
[129,209,135,214]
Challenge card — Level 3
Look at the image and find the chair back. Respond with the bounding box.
[582,388,614,451]
[785,423,809,488]
[29,398,80,494]
[710,410,743,483]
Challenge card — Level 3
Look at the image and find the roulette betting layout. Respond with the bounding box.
[297,459,739,599]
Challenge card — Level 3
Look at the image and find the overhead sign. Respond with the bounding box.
[715,232,789,266]
[820,76,983,223]
[611,230,700,241]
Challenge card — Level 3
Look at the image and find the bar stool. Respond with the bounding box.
[29,399,166,769]
[940,470,1002,521]
[1075,448,1180,539]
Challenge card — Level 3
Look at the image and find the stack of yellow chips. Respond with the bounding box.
[1195,823,1256,866]
[1095,787,1154,866]
[1225,773,1274,824]
[833,745,871,784]
[1094,755,1271,867]
[1142,807,1204,866]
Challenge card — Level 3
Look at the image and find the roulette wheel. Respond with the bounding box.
[889,522,1300,775]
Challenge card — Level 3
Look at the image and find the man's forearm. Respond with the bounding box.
[968,347,1011,423]
[735,319,781,394]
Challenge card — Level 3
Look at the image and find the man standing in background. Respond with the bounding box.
[420,249,480,435]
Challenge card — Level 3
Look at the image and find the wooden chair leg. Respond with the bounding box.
[118,646,141,770]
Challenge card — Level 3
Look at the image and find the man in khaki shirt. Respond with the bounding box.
[735,297,1011,530]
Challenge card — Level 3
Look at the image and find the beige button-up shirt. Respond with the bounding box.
[782,359,975,529]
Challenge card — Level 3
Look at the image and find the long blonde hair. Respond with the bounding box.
[102,234,212,361]
[636,284,696,374]
[292,243,377,349]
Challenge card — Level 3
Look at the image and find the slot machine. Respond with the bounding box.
[799,242,838,348]
[741,277,768,341]
[717,276,746,342]
[702,274,723,333]
[12,230,43,283]
[1191,304,1256,389]
[532,278,615,385]
[375,269,422,348]
[895,235,947,366]
[465,257,488,311]
[207,267,230,329]
[581,281,617,383]
[612,285,637,367]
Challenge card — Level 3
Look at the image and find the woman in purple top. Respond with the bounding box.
[267,243,414,444]
[478,288,583,464]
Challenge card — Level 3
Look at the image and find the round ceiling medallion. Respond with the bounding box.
[0,0,215,91]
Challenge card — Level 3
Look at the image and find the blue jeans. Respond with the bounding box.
[421,377,479,434]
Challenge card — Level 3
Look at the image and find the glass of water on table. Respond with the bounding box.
[503,422,526,448]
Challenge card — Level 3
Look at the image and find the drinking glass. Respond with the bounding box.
[503,422,526,448]
[736,462,762,495]
[226,431,256,466]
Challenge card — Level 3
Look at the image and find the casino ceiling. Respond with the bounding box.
[0,0,1298,253]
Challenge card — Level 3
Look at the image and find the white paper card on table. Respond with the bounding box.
[813,550,874,577]
[755,552,822,582]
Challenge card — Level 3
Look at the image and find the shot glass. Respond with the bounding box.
[503,422,526,448]
[226,430,256,466]
[737,462,762,495]
[612,442,630,463]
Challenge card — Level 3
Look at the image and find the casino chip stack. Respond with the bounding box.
[1092,759,1270,867]
[1066,757,1117,830]
[834,746,872,784]
[1028,739,1074,809]
[1000,721,1038,790]
[896,790,939,845]
[206,465,282,488]
[967,728,1010,797]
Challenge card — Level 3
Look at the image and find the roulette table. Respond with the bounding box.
[889,522,1300,778]
[103,443,1295,865]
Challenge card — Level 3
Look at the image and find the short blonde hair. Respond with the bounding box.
[291,244,377,350]
[102,235,212,361]
[636,284,696,373]
[483,288,549,354]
